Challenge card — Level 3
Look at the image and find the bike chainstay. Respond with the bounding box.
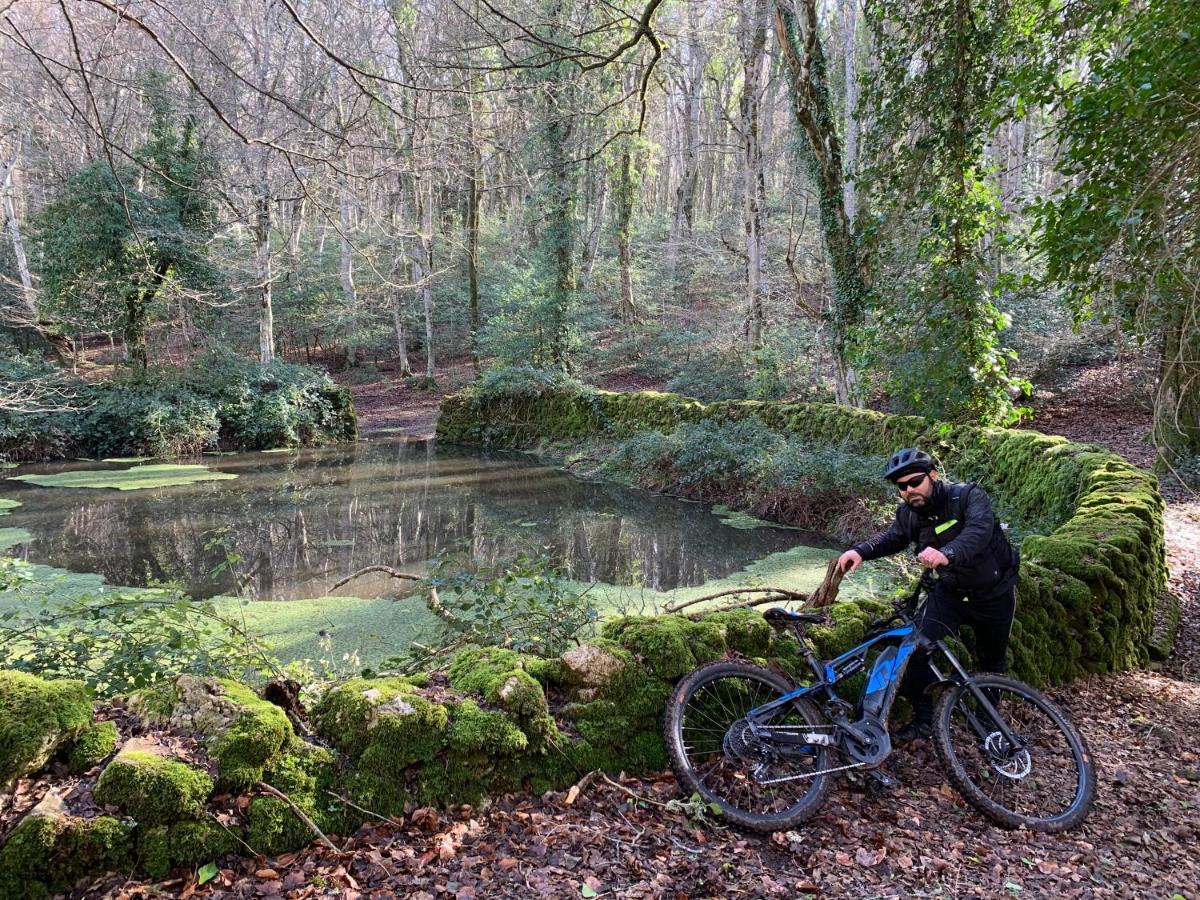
[750,723,865,785]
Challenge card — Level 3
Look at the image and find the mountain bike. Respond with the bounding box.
[663,571,1096,833]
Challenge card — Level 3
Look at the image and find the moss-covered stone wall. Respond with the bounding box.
[438,386,1169,684]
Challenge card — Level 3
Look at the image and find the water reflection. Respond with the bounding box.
[2,439,826,600]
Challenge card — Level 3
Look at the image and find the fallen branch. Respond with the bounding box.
[256,782,340,853]
[684,592,797,620]
[325,789,395,824]
[665,556,845,617]
[329,565,458,626]
[599,772,675,809]
[663,586,806,615]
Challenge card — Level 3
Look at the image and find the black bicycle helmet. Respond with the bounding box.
[883,447,935,481]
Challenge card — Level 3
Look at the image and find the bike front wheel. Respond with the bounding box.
[663,661,832,833]
[933,673,1096,832]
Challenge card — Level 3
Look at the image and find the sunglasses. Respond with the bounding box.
[895,472,928,492]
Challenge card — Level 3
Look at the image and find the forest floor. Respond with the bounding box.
[56,354,1198,898]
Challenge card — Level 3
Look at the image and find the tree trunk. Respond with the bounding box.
[614,136,638,324]
[339,175,357,304]
[1155,305,1200,467]
[840,0,860,228]
[774,0,868,405]
[742,0,770,349]
[464,88,482,375]
[419,177,435,381]
[1,152,36,323]
[670,4,705,307]
[255,161,275,365]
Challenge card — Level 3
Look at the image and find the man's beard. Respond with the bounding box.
[907,495,927,507]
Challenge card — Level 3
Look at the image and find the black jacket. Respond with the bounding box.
[852,480,1019,599]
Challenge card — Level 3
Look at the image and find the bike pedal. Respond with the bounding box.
[867,769,896,789]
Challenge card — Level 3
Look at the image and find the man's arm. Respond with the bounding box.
[940,486,994,564]
[850,509,911,561]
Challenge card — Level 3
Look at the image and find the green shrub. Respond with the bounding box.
[80,378,219,457]
[0,339,84,461]
[0,347,356,460]
[0,558,279,697]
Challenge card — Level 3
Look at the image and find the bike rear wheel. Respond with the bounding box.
[663,660,832,832]
[933,673,1096,832]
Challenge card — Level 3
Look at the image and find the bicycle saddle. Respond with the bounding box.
[763,607,824,627]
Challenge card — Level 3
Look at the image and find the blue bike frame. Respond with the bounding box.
[747,622,929,728]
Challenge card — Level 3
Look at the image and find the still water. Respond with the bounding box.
[1,439,827,600]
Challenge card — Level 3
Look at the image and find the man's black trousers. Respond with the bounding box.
[901,581,1017,724]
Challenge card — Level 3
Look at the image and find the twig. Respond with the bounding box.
[325,789,394,824]
[256,782,340,853]
[207,810,260,858]
[329,566,459,626]
[599,773,673,809]
[663,586,806,614]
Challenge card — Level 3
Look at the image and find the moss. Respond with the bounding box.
[600,616,724,680]
[9,463,237,491]
[138,820,240,880]
[447,648,558,751]
[310,676,420,760]
[94,750,213,826]
[0,528,29,551]
[125,681,179,721]
[205,679,293,790]
[67,720,118,773]
[0,671,94,785]
[242,739,356,859]
[449,699,528,755]
[0,807,133,899]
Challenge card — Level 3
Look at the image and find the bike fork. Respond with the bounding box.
[930,652,1026,753]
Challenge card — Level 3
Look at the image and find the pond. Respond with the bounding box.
[0,438,835,603]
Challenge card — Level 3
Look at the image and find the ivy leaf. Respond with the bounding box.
[197,862,219,885]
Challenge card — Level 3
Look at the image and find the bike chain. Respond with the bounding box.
[746,724,865,785]
[755,759,867,785]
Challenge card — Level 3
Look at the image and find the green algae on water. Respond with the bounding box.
[711,504,801,531]
[0,499,20,516]
[101,457,156,464]
[0,527,31,550]
[9,464,237,491]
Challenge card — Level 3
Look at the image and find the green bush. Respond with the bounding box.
[0,348,356,460]
[80,378,219,458]
[0,339,83,461]
[0,558,279,697]
[471,363,589,404]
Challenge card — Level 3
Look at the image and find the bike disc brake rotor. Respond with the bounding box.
[984,732,1032,779]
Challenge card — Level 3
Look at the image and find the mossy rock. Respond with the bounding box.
[0,671,94,785]
[447,648,558,751]
[0,792,133,899]
[138,820,241,880]
[94,743,213,826]
[600,615,724,680]
[67,720,118,774]
[242,738,356,858]
[156,676,293,790]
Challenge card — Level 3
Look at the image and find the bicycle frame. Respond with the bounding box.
[746,582,1026,762]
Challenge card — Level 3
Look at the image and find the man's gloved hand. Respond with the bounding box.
[917,546,950,569]
[837,549,863,574]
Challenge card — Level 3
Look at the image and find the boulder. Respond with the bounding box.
[94,738,213,826]
[0,671,93,785]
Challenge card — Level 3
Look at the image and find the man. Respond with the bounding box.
[836,448,1020,742]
